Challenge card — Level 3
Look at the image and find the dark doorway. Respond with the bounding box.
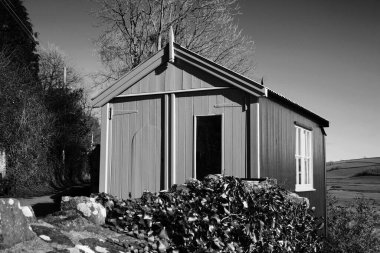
[196,115,222,180]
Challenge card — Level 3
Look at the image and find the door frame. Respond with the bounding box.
[193,113,225,179]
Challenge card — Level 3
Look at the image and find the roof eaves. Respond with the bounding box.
[92,46,168,107]
[173,43,265,97]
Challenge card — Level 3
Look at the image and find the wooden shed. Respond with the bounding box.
[92,36,329,218]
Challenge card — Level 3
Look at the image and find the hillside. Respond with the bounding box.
[326,157,380,208]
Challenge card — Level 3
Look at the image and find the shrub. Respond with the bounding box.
[352,167,380,177]
[94,175,324,252]
[325,195,380,253]
[0,51,55,195]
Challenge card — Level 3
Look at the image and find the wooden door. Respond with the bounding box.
[108,95,163,198]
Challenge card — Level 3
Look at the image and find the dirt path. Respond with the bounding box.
[17,184,92,217]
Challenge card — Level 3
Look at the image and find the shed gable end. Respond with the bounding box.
[117,62,232,98]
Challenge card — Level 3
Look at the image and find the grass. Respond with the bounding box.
[326,156,380,238]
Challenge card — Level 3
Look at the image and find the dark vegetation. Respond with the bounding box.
[94,175,325,253]
[326,157,380,252]
[0,0,99,196]
[325,195,380,253]
[352,167,380,177]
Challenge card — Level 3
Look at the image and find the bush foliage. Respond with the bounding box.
[0,46,98,195]
[325,195,380,253]
[0,52,54,193]
[94,175,324,252]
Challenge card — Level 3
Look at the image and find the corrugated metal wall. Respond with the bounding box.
[108,95,164,199]
[259,97,326,218]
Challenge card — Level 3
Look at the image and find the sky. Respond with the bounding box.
[23,0,380,162]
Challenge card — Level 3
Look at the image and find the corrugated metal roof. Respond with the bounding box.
[265,88,329,127]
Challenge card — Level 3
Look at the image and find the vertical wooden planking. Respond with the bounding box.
[128,100,137,197]
[231,100,241,175]
[174,65,183,90]
[141,98,148,193]
[164,95,169,190]
[200,80,209,88]
[165,64,174,91]
[107,104,113,194]
[184,96,194,179]
[131,100,142,197]
[170,93,176,185]
[223,101,233,175]
[140,72,150,93]
[176,96,186,184]
[191,75,201,89]
[193,94,202,115]
[208,94,216,115]
[149,98,156,191]
[130,79,141,94]
[182,69,192,90]
[99,104,109,193]
[259,97,326,218]
[107,96,164,199]
[157,67,166,92]
[204,94,210,114]
[155,97,161,192]
[249,97,260,178]
[114,103,122,196]
[241,100,247,177]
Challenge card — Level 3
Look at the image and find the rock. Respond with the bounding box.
[0,198,36,249]
[61,196,106,225]
[43,210,97,232]
[203,174,223,182]
[79,238,127,253]
[184,178,200,185]
[287,192,310,208]
[31,224,75,247]
[170,184,190,195]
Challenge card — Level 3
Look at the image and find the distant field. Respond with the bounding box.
[327,157,380,178]
[326,157,380,211]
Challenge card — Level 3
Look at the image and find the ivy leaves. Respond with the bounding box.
[94,175,324,252]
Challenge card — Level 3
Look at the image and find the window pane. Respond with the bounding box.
[307,132,311,157]
[298,128,301,156]
[304,130,307,157]
[295,126,313,188]
[298,158,302,184]
[296,128,299,156]
[305,132,309,157]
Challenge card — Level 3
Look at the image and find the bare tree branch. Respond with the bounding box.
[91,0,255,86]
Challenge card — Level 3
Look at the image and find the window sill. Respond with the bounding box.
[295,185,316,192]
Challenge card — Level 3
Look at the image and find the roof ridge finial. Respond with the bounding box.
[169,26,174,62]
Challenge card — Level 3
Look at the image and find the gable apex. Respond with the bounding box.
[92,47,168,107]
[92,43,267,108]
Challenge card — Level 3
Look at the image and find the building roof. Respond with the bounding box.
[266,89,329,127]
[92,42,329,127]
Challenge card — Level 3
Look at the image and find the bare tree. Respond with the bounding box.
[92,0,255,85]
[38,44,95,183]
[38,44,82,90]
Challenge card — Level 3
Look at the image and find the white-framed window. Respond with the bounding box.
[295,125,314,192]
